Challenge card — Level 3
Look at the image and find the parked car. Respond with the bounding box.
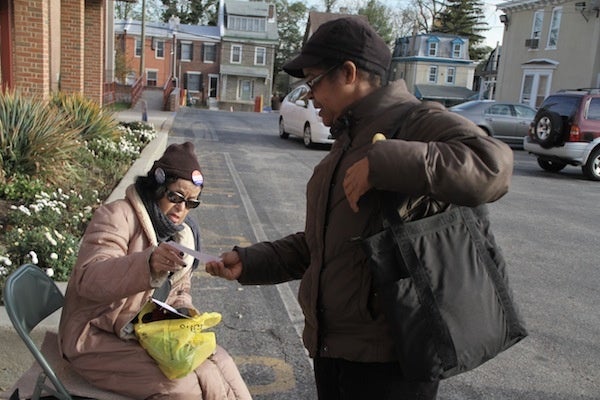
[278,85,334,148]
[524,88,600,181]
[449,100,537,146]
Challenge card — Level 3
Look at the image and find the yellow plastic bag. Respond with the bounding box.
[134,301,222,379]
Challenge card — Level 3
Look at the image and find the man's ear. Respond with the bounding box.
[340,61,358,84]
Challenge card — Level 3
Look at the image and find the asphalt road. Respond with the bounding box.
[172,108,600,400]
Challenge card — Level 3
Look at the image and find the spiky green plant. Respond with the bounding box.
[50,92,119,142]
[0,91,82,185]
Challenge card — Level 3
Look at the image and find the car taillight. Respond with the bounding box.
[568,124,581,142]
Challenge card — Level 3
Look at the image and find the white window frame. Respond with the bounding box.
[428,42,438,57]
[146,69,158,87]
[452,43,462,58]
[231,45,242,64]
[446,67,456,84]
[180,42,193,62]
[155,40,164,59]
[428,66,438,83]
[238,79,254,100]
[203,43,216,63]
[532,10,544,39]
[520,69,553,108]
[135,38,142,57]
[254,47,266,65]
[546,7,562,49]
[186,71,202,93]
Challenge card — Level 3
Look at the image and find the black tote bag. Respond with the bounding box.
[362,204,527,381]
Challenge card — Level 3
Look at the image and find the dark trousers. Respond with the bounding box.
[313,357,439,400]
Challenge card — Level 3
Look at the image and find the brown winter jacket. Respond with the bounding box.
[235,80,514,363]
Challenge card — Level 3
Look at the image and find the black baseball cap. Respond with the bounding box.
[282,17,391,79]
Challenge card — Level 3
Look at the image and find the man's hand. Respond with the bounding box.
[205,250,243,281]
[343,157,372,213]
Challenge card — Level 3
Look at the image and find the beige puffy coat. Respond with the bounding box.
[59,185,251,400]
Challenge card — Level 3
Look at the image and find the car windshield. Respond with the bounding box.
[541,96,581,118]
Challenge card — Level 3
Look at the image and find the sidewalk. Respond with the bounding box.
[0,104,175,395]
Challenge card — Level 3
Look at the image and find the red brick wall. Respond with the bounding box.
[84,0,104,103]
[60,0,85,96]
[13,0,50,97]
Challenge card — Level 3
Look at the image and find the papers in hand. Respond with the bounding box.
[165,241,222,264]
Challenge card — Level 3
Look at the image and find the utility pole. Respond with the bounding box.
[139,0,146,78]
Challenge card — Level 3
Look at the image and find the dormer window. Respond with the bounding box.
[451,38,464,58]
[427,36,439,56]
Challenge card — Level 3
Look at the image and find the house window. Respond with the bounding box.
[231,45,242,63]
[155,40,164,59]
[180,42,193,61]
[228,16,266,32]
[146,70,157,87]
[203,44,216,63]
[239,79,253,100]
[427,36,439,56]
[428,66,438,83]
[520,70,552,108]
[401,41,408,56]
[135,39,142,57]
[255,47,266,65]
[446,67,455,84]
[451,40,463,58]
[185,72,202,92]
[547,7,562,48]
[532,10,544,39]
[428,42,438,56]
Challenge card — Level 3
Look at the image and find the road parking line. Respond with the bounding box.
[224,153,306,341]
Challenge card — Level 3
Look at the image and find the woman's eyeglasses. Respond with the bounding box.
[305,64,340,92]
[166,190,201,209]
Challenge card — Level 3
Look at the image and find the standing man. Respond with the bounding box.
[206,17,513,400]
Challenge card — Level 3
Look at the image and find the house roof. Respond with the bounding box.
[114,20,220,42]
[414,84,477,101]
[225,0,271,17]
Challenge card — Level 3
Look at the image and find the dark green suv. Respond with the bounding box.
[524,89,600,181]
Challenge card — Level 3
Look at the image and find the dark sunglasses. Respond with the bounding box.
[166,190,201,209]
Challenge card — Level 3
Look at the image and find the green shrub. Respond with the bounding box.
[50,92,119,142]
[0,91,82,185]
[0,110,158,303]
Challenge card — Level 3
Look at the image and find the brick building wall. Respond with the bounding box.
[12,0,50,97]
[60,0,85,97]
[84,0,104,103]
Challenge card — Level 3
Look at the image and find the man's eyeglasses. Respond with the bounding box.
[166,190,201,209]
[305,64,339,91]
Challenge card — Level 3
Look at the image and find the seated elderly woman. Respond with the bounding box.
[58,142,252,400]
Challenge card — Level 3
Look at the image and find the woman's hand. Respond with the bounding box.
[150,242,186,276]
[205,250,243,281]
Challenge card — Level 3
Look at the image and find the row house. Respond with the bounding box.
[1,0,115,105]
[496,0,600,107]
[115,0,277,111]
[218,0,278,111]
[114,18,221,106]
[391,33,477,106]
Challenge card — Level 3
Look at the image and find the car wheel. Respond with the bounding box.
[537,158,567,172]
[533,110,564,149]
[279,117,289,139]
[582,147,600,181]
[303,124,313,148]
